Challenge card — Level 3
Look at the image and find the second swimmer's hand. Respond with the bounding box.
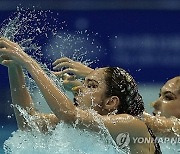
[52,57,94,78]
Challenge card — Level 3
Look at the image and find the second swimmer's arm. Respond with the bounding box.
[143,112,180,137]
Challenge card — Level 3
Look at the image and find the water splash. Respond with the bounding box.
[4,122,124,154]
[0,6,60,62]
[1,7,123,154]
[3,104,124,154]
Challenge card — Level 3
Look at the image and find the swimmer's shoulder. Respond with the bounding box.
[102,114,149,139]
[102,114,156,154]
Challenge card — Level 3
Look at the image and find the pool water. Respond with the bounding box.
[2,122,124,154]
[0,124,17,154]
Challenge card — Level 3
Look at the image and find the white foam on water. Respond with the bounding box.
[160,142,180,154]
[3,122,125,154]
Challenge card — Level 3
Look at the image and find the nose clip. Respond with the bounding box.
[72,86,81,96]
[71,86,79,91]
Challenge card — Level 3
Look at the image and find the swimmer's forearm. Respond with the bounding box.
[8,65,34,130]
[22,55,76,122]
[8,65,59,131]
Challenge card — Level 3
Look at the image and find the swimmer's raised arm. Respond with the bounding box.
[0,38,80,123]
[0,40,58,132]
[143,112,180,137]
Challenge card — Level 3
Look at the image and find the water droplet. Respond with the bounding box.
[7,115,11,119]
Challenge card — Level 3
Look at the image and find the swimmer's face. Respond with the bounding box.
[72,68,111,114]
[152,77,180,118]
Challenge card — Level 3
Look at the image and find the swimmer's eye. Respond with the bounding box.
[164,94,175,101]
[87,84,98,88]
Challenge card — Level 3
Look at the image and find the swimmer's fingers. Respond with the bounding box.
[63,80,82,91]
[0,37,17,46]
[0,38,23,56]
[0,39,12,49]
[53,62,73,71]
[62,73,76,81]
[53,72,76,80]
[1,60,15,67]
[52,57,72,66]
[53,57,93,78]
[0,55,15,67]
[0,48,12,56]
[0,39,19,55]
[0,55,14,67]
[53,68,77,77]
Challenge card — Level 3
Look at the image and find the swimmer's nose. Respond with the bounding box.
[151,100,162,110]
[72,86,82,96]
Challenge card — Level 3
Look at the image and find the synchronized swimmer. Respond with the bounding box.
[0,37,161,153]
[144,76,180,137]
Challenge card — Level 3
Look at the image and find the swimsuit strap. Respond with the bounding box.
[147,126,162,154]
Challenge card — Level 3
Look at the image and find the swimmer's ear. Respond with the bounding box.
[104,96,120,110]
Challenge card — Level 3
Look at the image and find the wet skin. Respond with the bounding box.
[152,77,180,118]
[72,68,114,115]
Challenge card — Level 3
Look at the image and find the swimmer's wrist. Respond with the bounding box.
[19,53,36,67]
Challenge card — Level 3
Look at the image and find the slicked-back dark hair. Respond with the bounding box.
[104,67,144,116]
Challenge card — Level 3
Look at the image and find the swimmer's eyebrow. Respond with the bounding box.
[162,91,176,97]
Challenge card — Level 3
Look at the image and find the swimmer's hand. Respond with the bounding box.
[0,38,28,66]
[61,73,82,91]
[0,55,18,67]
[52,57,94,78]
